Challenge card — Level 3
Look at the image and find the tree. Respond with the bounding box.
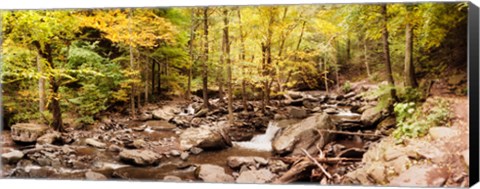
[380,4,398,102]
[221,8,234,124]
[403,5,417,88]
[201,7,210,109]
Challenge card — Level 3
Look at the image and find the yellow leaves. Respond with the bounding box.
[80,8,178,48]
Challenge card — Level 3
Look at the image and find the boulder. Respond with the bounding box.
[119,149,161,166]
[428,127,460,140]
[268,160,289,173]
[163,175,182,182]
[272,113,335,156]
[85,138,106,149]
[389,165,449,187]
[11,123,49,143]
[180,152,189,160]
[146,120,177,131]
[1,149,24,164]
[179,125,230,150]
[152,105,179,121]
[287,107,307,119]
[85,171,107,180]
[37,131,62,145]
[196,164,234,183]
[236,169,275,184]
[227,156,268,169]
[360,107,383,126]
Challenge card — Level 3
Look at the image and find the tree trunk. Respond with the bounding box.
[404,19,417,88]
[380,4,398,102]
[187,9,195,100]
[202,7,210,109]
[363,38,371,77]
[265,10,274,106]
[223,9,234,124]
[37,53,46,113]
[324,56,329,93]
[129,44,136,115]
[151,57,155,99]
[34,43,63,132]
[157,61,161,96]
[237,9,248,112]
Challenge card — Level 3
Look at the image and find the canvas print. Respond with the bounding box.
[0,2,471,187]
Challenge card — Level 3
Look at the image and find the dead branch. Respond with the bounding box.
[318,129,384,137]
[301,148,332,179]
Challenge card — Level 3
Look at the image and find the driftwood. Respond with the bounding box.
[301,148,332,179]
[272,158,314,184]
[272,156,362,164]
[318,129,384,137]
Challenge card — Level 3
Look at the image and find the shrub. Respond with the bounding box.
[392,97,451,142]
[342,81,352,93]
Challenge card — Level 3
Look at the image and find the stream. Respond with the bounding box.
[2,90,380,183]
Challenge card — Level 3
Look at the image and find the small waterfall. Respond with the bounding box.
[179,104,195,116]
[233,122,281,151]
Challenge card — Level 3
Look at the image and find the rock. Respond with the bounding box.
[227,156,268,169]
[383,147,404,161]
[268,160,289,173]
[37,132,62,145]
[180,152,189,160]
[132,139,147,149]
[163,175,182,182]
[190,147,203,154]
[11,123,49,143]
[119,149,160,166]
[377,116,396,130]
[170,150,181,156]
[1,150,24,164]
[324,108,338,114]
[85,171,107,180]
[389,165,449,187]
[360,107,383,126]
[366,163,386,184]
[152,105,178,121]
[106,144,121,152]
[85,138,106,149]
[179,125,230,150]
[272,113,335,156]
[287,107,307,119]
[146,120,177,131]
[137,112,153,121]
[274,114,287,120]
[461,149,469,166]
[236,169,275,184]
[428,127,460,140]
[196,164,234,183]
[344,91,356,99]
[386,155,410,174]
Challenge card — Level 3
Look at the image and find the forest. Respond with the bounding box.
[0,2,471,187]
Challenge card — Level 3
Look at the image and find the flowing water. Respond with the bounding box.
[233,122,281,151]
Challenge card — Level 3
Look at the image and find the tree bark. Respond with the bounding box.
[202,7,210,109]
[223,9,234,124]
[237,9,248,112]
[363,38,371,77]
[187,9,196,100]
[380,4,398,102]
[404,11,417,88]
[34,42,63,132]
[129,44,136,115]
[37,53,46,113]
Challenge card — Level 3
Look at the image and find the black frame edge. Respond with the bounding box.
[468,1,479,187]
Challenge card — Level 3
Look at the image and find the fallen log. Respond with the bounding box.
[317,129,384,137]
[272,159,314,184]
[272,156,362,164]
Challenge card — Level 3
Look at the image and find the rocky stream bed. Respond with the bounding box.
[0,86,470,187]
